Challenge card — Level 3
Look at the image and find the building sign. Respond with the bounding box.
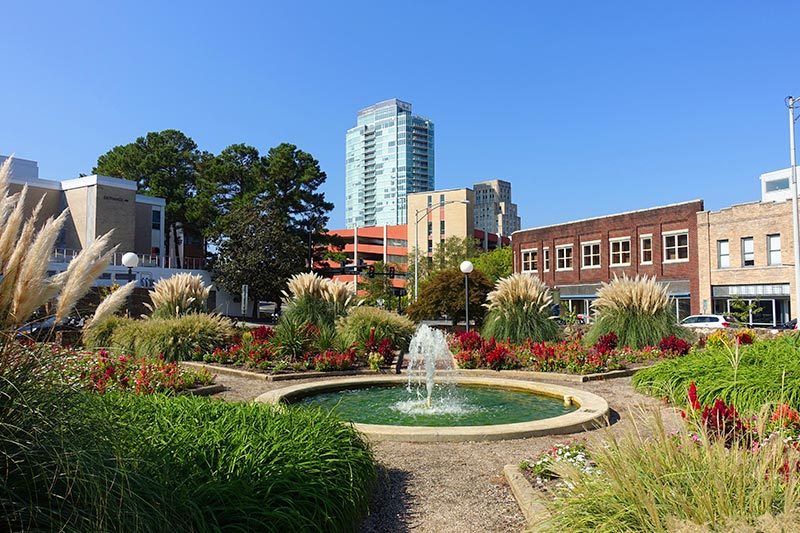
[103,195,129,203]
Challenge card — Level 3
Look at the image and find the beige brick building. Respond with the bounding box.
[696,200,794,326]
[406,188,476,256]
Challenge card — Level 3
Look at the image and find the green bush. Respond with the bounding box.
[406,269,493,325]
[271,316,318,361]
[0,344,376,532]
[336,306,416,353]
[633,335,800,412]
[99,394,376,532]
[87,313,235,361]
[584,274,688,349]
[82,315,132,349]
[281,295,339,329]
[481,274,559,344]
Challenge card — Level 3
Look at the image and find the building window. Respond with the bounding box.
[439,193,445,205]
[663,232,689,262]
[440,220,445,234]
[741,237,754,267]
[610,238,631,266]
[768,234,781,266]
[640,235,653,264]
[521,248,538,272]
[766,179,790,192]
[427,221,432,235]
[556,246,573,271]
[717,240,730,268]
[543,248,550,272]
[427,240,433,253]
[582,241,600,269]
[151,210,161,230]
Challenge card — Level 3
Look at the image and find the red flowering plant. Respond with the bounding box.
[66,350,213,394]
[593,332,618,355]
[735,329,755,345]
[681,381,753,447]
[313,349,356,371]
[658,335,692,356]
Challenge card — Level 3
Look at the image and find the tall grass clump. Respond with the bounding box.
[90,313,235,361]
[481,273,559,344]
[634,335,800,412]
[98,393,376,531]
[336,306,416,352]
[280,272,354,328]
[540,412,800,532]
[145,272,210,318]
[584,274,687,349]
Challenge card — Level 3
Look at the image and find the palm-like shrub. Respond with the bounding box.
[481,274,559,344]
[584,274,685,349]
[336,306,416,353]
[145,272,210,318]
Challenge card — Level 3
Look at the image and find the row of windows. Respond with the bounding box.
[520,232,688,273]
[717,234,781,268]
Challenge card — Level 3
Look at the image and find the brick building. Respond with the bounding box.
[512,200,705,319]
[697,200,794,326]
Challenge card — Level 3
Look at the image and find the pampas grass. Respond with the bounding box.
[84,281,136,331]
[584,274,688,349]
[282,272,329,302]
[145,272,210,318]
[280,273,355,328]
[481,273,559,343]
[0,156,116,329]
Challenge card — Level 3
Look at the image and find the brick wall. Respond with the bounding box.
[513,200,704,313]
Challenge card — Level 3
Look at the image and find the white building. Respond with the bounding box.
[760,166,800,203]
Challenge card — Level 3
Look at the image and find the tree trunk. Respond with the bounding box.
[252,297,259,319]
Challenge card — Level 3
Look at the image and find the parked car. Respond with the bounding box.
[680,315,742,329]
[776,318,798,330]
[17,315,84,340]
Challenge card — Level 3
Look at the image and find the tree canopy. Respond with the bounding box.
[406,268,493,326]
[470,246,512,283]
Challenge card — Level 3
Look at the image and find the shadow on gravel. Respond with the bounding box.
[360,466,413,533]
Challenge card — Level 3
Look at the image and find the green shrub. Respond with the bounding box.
[633,335,800,412]
[271,316,318,361]
[100,394,376,531]
[406,269,493,325]
[82,315,132,349]
[584,274,688,349]
[541,413,800,532]
[336,306,416,353]
[89,314,235,361]
[481,274,559,343]
[281,295,339,329]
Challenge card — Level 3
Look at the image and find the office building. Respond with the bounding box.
[345,99,434,228]
[473,179,520,237]
[512,200,705,319]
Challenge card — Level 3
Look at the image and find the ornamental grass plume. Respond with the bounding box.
[282,272,328,302]
[83,281,136,332]
[481,273,559,344]
[323,279,354,309]
[145,272,210,318]
[585,273,688,349]
[0,156,117,329]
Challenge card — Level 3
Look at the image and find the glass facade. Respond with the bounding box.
[345,99,435,228]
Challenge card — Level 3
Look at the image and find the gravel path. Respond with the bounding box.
[207,371,681,533]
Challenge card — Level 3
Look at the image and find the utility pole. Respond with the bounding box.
[788,96,800,320]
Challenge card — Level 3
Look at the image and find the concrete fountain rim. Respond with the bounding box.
[254,375,610,442]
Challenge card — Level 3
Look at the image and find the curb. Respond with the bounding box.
[503,464,551,527]
[459,365,651,383]
[181,361,381,382]
[180,383,226,396]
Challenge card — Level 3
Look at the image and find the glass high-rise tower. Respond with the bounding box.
[345,99,434,228]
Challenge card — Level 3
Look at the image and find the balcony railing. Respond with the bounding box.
[50,248,206,270]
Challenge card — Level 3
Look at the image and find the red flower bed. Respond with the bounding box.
[313,350,356,371]
[68,350,213,394]
[658,335,692,356]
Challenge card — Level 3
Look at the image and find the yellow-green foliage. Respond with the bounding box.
[88,314,235,361]
[336,306,416,352]
[542,412,800,532]
[145,273,210,318]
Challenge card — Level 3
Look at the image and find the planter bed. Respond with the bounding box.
[182,361,389,382]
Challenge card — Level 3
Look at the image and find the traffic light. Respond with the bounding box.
[388,266,396,279]
[368,265,376,278]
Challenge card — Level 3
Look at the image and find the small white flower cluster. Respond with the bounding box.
[522,442,596,484]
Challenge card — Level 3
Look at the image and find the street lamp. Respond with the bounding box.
[460,260,474,332]
[787,96,800,322]
[121,252,139,317]
[414,199,470,300]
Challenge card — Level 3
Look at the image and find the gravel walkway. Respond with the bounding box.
[208,371,681,533]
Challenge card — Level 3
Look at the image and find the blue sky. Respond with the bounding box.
[3,1,798,229]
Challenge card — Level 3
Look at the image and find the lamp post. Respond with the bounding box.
[787,96,800,321]
[413,199,470,300]
[460,260,474,332]
[121,252,139,317]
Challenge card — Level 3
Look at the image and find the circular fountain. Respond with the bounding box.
[256,326,609,442]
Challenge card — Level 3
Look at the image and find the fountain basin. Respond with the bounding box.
[255,376,609,442]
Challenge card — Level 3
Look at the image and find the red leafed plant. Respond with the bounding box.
[734,329,755,345]
[771,404,800,428]
[593,332,618,355]
[658,335,691,356]
[313,350,356,371]
[251,325,274,341]
[452,330,484,352]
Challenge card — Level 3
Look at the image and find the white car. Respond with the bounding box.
[680,315,742,329]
